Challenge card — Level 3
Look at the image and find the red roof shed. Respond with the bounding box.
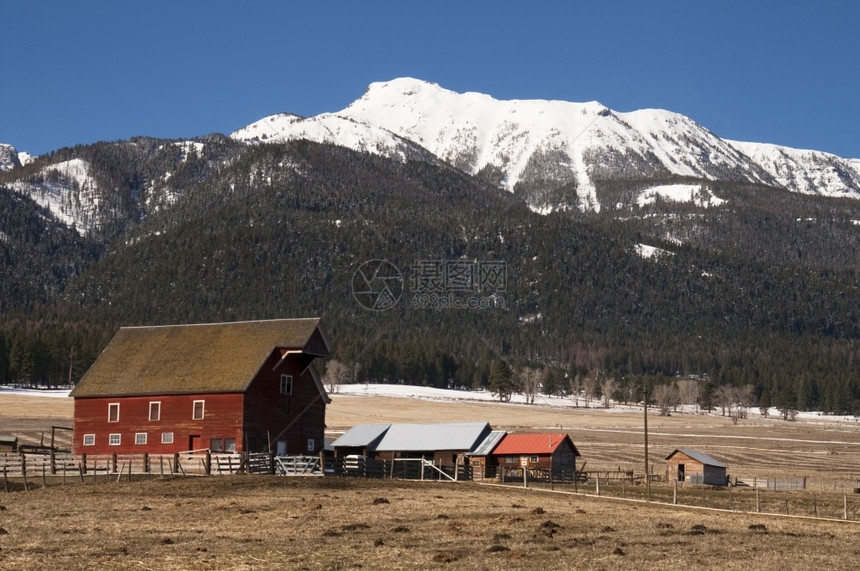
[490,433,581,475]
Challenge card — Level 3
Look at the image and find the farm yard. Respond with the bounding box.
[2,386,860,568]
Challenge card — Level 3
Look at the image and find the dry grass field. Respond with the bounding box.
[2,391,860,569]
[3,475,860,570]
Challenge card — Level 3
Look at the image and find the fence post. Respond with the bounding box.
[173,453,180,474]
[3,465,7,492]
[596,473,600,496]
[205,450,212,476]
[50,449,56,475]
[673,480,678,505]
[844,494,848,520]
[143,453,149,474]
[756,489,761,513]
[81,453,87,475]
[111,452,117,474]
[784,492,789,515]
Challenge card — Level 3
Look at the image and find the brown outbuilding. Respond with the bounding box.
[665,449,727,486]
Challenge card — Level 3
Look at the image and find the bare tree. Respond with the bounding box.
[653,383,680,416]
[569,373,584,407]
[519,367,542,405]
[677,379,700,412]
[600,375,618,409]
[713,384,734,417]
[322,360,351,394]
[732,384,755,420]
[583,371,598,408]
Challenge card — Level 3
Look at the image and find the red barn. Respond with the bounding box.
[70,318,330,456]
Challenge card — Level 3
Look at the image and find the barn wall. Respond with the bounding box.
[73,393,244,455]
[242,352,327,455]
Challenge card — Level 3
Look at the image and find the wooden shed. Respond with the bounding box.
[489,433,581,480]
[0,435,18,452]
[666,449,727,486]
[70,318,330,456]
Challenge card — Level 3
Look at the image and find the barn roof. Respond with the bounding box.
[70,318,330,398]
[351,421,489,453]
[330,424,392,449]
[469,430,508,456]
[666,449,726,468]
[492,433,581,457]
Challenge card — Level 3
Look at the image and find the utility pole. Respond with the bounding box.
[643,384,651,501]
[68,347,75,386]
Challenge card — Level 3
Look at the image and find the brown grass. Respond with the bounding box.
[3,393,860,568]
[1,476,859,570]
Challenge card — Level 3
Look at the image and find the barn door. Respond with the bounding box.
[677,464,685,481]
[189,434,201,452]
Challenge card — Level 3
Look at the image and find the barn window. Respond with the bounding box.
[83,434,95,446]
[280,374,293,395]
[211,438,223,452]
[161,432,174,444]
[307,438,315,452]
[505,456,517,463]
[472,460,480,466]
[135,433,147,445]
[192,400,205,420]
[149,401,161,421]
[108,403,120,423]
[530,456,539,463]
[109,434,121,446]
[224,438,236,452]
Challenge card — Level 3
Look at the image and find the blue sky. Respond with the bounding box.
[2,1,858,158]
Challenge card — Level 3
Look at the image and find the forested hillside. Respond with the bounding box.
[0,139,858,415]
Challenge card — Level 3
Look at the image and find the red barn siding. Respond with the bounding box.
[241,351,327,455]
[73,393,244,455]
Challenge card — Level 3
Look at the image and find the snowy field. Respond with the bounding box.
[3,383,857,425]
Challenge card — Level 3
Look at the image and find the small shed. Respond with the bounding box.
[489,433,581,480]
[666,449,727,486]
[0,435,18,452]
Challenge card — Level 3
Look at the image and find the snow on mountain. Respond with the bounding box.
[9,158,101,235]
[0,144,22,171]
[727,140,860,198]
[231,111,437,162]
[636,184,726,208]
[234,78,860,212]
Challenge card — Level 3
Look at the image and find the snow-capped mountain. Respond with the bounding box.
[232,78,860,212]
[0,144,22,171]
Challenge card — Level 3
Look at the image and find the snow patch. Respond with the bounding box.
[636,184,725,208]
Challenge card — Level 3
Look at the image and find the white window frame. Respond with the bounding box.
[83,434,95,446]
[161,432,174,444]
[192,400,205,420]
[108,402,120,423]
[135,433,147,445]
[109,433,121,446]
[149,401,161,421]
[280,374,293,395]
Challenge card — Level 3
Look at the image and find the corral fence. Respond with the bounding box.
[0,450,331,490]
[507,470,860,521]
